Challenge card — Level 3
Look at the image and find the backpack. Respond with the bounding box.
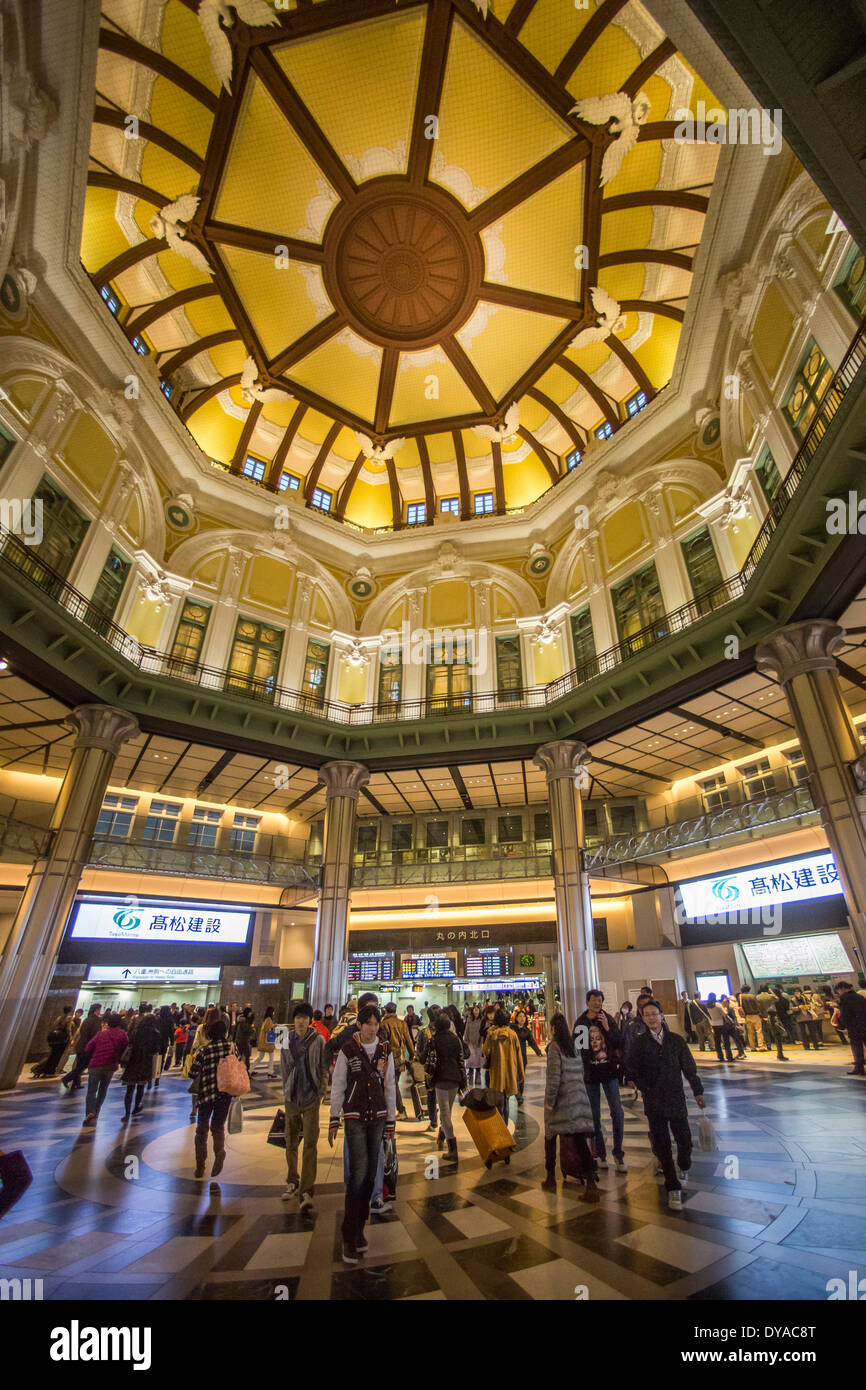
[217,1048,250,1097]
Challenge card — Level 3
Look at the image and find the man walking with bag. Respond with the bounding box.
[629,998,706,1211]
[280,1002,327,1212]
[329,1004,396,1265]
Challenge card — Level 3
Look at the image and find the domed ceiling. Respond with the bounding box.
[84,0,722,530]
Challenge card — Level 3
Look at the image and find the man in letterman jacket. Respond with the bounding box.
[329,1003,397,1262]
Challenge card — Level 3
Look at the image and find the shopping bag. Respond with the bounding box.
[559,1134,589,1180]
[151,1052,163,1081]
[0,1149,33,1218]
[698,1113,717,1151]
[181,1052,193,1079]
[217,1050,251,1096]
[227,1096,244,1134]
[267,1108,287,1148]
[266,1029,276,1044]
[383,1136,398,1200]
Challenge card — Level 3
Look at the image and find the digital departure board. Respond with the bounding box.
[400,954,456,979]
[462,946,511,979]
[347,953,394,982]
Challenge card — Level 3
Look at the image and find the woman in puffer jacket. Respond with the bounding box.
[543,1013,598,1202]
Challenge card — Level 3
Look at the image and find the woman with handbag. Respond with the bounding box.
[31,1007,75,1078]
[188,1018,239,1180]
[253,1006,277,1077]
[119,1003,162,1120]
[427,1012,467,1163]
[542,1013,599,1202]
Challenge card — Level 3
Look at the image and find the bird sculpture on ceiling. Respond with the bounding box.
[569,286,626,350]
[240,356,291,404]
[472,402,520,444]
[197,0,281,92]
[149,195,211,273]
[571,91,652,186]
[354,432,406,462]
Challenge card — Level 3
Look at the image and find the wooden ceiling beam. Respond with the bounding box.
[126,283,219,335]
[526,388,585,449]
[386,456,403,530]
[502,320,585,411]
[335,451,366,520]
[518,426,559,484]
[452,429,471,520]
[479,281,582,320]
[554,0,629,84]
[603,190,710,215]
[204,221,325,264]
[622,38,677,98]
[620,298,685,324]
[92,107,203,173]
[86,170,169,209]
[375,348,399,435]
[416,435,436,524]
[207,245,267,371]
[606,335,655,401]
[441,337,498,415]
[468,136,589,232]
[268,312,343,375]
[267,402,308,491]
[91,237,166,287]
[556,355,619,427]
[408,0,453,185]
[491,441,506,514]
[582,143,604,291]
[181,373,242,423]
[230,400,262,474]
[639,121,707,143]
[598,248,694,272]
[304,421,343,501]
[98,28,219,110]
[160,328,241,377]
[245,0,427,44]
[505,0,539,35]
[453,0,591,123]
[248,48,357,205]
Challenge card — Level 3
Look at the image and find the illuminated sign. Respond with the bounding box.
[401,954,456,979]
[678,853,842,919]
[348,953,394,982]
[741,933,852,979]
[71,900,252,945]
[452,976,541,992]
[86,965,221,983]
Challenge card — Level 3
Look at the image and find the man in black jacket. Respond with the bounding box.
[575,989,627,1173]
[834,981,866,1075]
[629,998,706,1210]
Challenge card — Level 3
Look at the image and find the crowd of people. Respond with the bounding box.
[20,975,866,1256]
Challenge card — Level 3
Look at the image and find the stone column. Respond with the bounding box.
[0,704,139,1089]
[756,621,866,968]
[533,739,598,1025]
[402,588,427,706]
[309,760,369,1012]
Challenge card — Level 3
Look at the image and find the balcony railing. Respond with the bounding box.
[0,813,53,861]
[349,840,554,887]
[1,322,863,727]
[86,836,320,891]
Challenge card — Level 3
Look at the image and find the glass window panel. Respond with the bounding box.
[391,823,412,851]
[31,475,90,578]
[426,820,448,848]
[783,338,834,441]
[570,606,596,671]
[754,444,782,504]
[301,638,330,706]
[681,527,723,615]
[460,818,485,846]
[495,634,522,703]
[612,562,667,649]
[498,814,524,844]
[227,617,284,702]
[90,546,130,619]
[534,811,551,841]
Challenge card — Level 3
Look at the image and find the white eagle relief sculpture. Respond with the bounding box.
[198,0,281,92]
[472,402,519,444]
[354,432,406,462]
[569,286,626,350]
[149,195,211,273]
[571,91,651,187]
[240,356,291,404]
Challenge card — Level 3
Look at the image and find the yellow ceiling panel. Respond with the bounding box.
[259,397,301,429]
[188,398,243,465]
[600,207,654,257]
[185,297,235,338]
[391,353,479,427]
[520,0,595,75]
[633,317,682,389]
[290,335,382,422]
[564,340,611,374]
[214,76,337,237]
[333,426,360,463]
[159,0,220,96]
[150,76,212,159]
[392,438,420,471]
[436,20,572,205]
[220,245,332,360]
[598,263,645,303]
[492,164,584,299]
[601,139,663,201]
[80,187,130,275]
[463,431,490,459]
[297,409,333,446]
[566,23,639,103]
[502,451,551,509]
[457,303,567,402]
[141,144,202,202]
[154,245,212,293]
[275,9,425,173]
[518,395,547,431]
[425,432,456,465]
[210,341,248,377]
[535,362,581,405]
[344,478,393,531]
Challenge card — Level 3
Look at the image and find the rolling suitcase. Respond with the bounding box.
[461,1104,515,1168]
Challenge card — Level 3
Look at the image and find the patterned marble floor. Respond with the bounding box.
[1,1045,864,1301]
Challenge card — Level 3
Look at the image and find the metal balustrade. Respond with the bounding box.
[0,814,53,860]
[86,835,320,891]
[0,322,863,728]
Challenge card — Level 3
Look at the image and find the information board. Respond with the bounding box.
[400,954,456,979]
[741,932,852,979]
[347,954,394,982]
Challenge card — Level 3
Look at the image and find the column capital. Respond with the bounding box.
[533,739,590,781]
[318,759,370,801]
[65,705,139,756]
[755,621,845,685]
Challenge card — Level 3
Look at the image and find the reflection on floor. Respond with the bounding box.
[1,1046,865,1300]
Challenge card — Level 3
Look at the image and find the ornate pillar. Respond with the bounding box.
[756,621,866,968]
[644,485,691,612]
[309,760,370,1011]
[583,530,617,655]
[199,546,249,682]
[282,571,314,696]
[67,462,135,598]
[402,587,427,706]
[471,579,494,700]
[533,739,598,1025]
[0,704,139,1089]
